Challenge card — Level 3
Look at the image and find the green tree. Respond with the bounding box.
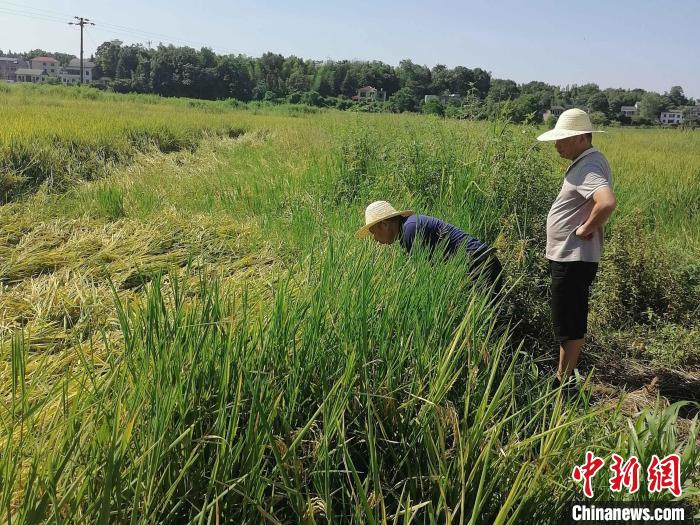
[429,64,451,94]
[252,80,268,100]
[667,86,688,107]
[638,92,664,122]
[313,66,334,97]
[396,59,431,97]
[510,94,541,123]
[95,41,121,79]
[471,68,491,98]
[358,61,399,95]
[149,45,202,98]
[587,92,609,113]
[339,69,359,97]
[287,69,310,93]
[115,45,142,80]
[216,55,254,100]
[131,50,153,93]
[449,66,475,96]
[388,86,418,112]
[258,52,286,96]
[520,81,556,112]
[562,83,601,108]
[487,79,520,102]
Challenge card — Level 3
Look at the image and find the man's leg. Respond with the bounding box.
[554,262,598,383]
[558,338,584,382]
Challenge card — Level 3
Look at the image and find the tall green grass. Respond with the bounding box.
[4,244,696,522]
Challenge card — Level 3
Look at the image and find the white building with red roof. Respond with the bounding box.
[30,56,59,75]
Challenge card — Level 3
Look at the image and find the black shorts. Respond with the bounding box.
[549,260,598,342]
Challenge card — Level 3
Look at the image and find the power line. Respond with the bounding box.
[83,26,100,52]
[0,0,238,54]
[0,6,66,25]
[0,0,71,19]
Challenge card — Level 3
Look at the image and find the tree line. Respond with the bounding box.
[1,43,695,124]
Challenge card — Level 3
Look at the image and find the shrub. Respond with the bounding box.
[589,111,608,125]
[422,99,445,116]
[300,90,322,107]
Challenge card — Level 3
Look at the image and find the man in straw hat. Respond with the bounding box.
[537,108,616,382]
[356,201,503,296]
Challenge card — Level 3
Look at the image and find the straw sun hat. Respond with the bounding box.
[356,200,414,239]
[536,108,605,142]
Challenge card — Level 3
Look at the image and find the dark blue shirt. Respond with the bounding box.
[399,214,491,263]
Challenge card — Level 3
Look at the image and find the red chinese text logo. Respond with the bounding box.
[572,452,682,498]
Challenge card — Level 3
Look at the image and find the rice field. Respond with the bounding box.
[1,83,699,523]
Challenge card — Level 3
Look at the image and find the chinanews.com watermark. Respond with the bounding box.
[567,451,693,524]
[569,502,687,523]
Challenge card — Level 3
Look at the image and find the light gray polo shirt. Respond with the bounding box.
[546,147,612,262]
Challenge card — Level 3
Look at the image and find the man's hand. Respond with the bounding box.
[576,225,594,240]
[576,187,616,241]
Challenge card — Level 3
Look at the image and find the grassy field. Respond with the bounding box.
[1,83,699,523]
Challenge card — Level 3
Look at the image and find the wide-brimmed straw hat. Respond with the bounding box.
[356,200,414,239]
[537,108,605,141]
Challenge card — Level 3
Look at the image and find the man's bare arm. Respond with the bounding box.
[576,186,616,239]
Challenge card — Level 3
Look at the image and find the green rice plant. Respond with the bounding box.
[2,241,696,523]
[1,85,699,523]
[0,84,253,201]
[95,184,126,220]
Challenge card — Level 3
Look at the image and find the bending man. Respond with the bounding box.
[356,200,503,296]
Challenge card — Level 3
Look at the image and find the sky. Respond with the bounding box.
[1,0,698,99]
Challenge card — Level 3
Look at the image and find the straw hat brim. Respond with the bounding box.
[356,210,414,239]
[537,128,605,142]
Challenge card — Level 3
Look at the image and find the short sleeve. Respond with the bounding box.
[577,170,610,200]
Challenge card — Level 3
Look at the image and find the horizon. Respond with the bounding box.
[1,0,698,99]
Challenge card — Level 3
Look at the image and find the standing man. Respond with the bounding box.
[356,200,503,297]
[537,108,616,381]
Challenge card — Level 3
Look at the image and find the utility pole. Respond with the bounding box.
[68,16,94,85]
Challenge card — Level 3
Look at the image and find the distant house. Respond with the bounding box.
[30,56,59,75]
[550,105,567,117]
[542,105,591,121]
[682,103,700,122]
[17,55,100,85]
[542,105,567,121]
[424,93,462,105]
[659,109,684,124]
[619,102,641,118]
[354,86,386,103]
[62,58,96,84]
[58,72,82,85]
[93,76,111,87]
[0,57,29,82]
[15,68,49,83]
